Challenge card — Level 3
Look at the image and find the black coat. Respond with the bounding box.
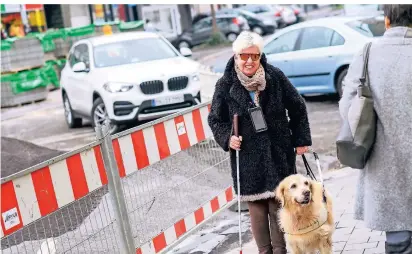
[208,55,312,201]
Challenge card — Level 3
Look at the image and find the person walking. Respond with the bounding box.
[208,31,312,254]
[339,4,412,253]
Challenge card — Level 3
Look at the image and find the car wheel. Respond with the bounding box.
[92,97,118,134]
[63,93,82,128]
[226,33,238,42]
[252,26,264,35]
[337,68,348,98]
[178,40,191,49]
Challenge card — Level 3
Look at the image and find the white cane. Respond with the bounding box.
[233,114,243,254]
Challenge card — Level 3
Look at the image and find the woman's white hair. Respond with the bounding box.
[232,31,264,54]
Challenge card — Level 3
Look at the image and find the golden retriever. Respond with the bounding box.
[275,174,334,254]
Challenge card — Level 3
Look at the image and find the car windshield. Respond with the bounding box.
[238,9,258,18]
[93,37,178,68]
[346,16,385,37]
[259,5,273,12]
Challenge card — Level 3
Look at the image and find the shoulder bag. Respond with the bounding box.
[336,42,377,169]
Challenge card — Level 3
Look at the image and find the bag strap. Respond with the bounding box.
[360,42,372,87]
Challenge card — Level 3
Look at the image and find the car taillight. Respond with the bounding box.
[232,18,239,25]
[274,11,281,17]
[294,9,300,15]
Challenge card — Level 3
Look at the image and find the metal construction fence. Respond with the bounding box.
[1,102,235,254]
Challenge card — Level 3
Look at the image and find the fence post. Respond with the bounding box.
[95,122,135,254]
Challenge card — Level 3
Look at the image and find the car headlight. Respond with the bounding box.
[192,73,200,82]
[103,82,134,93]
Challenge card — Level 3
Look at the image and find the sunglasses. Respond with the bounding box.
[239,53,261,61]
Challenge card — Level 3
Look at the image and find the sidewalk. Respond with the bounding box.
[225,167,386,254]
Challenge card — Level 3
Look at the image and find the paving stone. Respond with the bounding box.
[363,241,385,254]
[333,232,351,242]
[369,235,386,242]
[342,250,364,254]
[352,228,372,234]
[333,242,346,251]
[344,242,379,251]
[334,227,354,235]
[347,235,370,244]
[337,219,358,228]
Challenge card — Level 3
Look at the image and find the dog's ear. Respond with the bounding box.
[275,184,285,207]
[309,179,314,192]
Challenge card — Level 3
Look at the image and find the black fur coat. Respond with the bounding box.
[208,54,312,201]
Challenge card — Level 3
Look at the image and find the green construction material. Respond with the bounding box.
[45,29,67,40]
[1,40,12,51]
[44,61,60,88]
[27,32,56,52]
[95,21,120,27]
[118,20,145,31]
[55,58,67,69]
[65,24,96,37]
[1,69,49,94]
[1,38,17,51]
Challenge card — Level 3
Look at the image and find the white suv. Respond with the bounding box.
[61,32,201,133]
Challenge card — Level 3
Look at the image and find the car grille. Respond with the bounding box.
[141,101,194,114]
[140,80,164,94]
[168,76,188,91]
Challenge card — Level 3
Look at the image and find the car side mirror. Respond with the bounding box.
[72,62,88,73]
[180,47,192,57]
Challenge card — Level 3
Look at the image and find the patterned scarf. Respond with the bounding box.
[235,64,266,106]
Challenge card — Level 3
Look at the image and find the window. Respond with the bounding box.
[93,37,178,68]
[69,44,89,68]
[258,5,272,13]
[193,18,211,30]
[346,17,385,37]
[263,29,301,55]
[216,18,226,25]
[299,27,334,50]
[331,31,345,46]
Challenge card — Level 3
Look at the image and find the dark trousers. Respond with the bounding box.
[248,198,286,254]
[386,231,412,254]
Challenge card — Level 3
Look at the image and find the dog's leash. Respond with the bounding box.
[302,148,324,185]
[302,148,327,203]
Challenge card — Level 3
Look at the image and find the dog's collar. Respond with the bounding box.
[281,206,328,235]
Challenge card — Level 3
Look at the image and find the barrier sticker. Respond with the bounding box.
[2,208,20,230]
[176,122,186,136]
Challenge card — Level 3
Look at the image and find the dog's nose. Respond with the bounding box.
[303,190,310,197]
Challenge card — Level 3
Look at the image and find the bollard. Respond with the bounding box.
[102,25,113,35]
[95,122,135,254]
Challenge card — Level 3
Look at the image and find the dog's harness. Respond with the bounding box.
[280,206,328,235]
[281,150,328,235]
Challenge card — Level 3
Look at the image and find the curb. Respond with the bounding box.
[197,47,233,64]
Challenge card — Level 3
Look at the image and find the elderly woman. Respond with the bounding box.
[339,5,412,253]
[208,31,312,254]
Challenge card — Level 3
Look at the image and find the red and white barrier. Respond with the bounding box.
[136,187,234,254]
[112,105,212,177]
[1,104,213,238]
[1,146,107,238]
